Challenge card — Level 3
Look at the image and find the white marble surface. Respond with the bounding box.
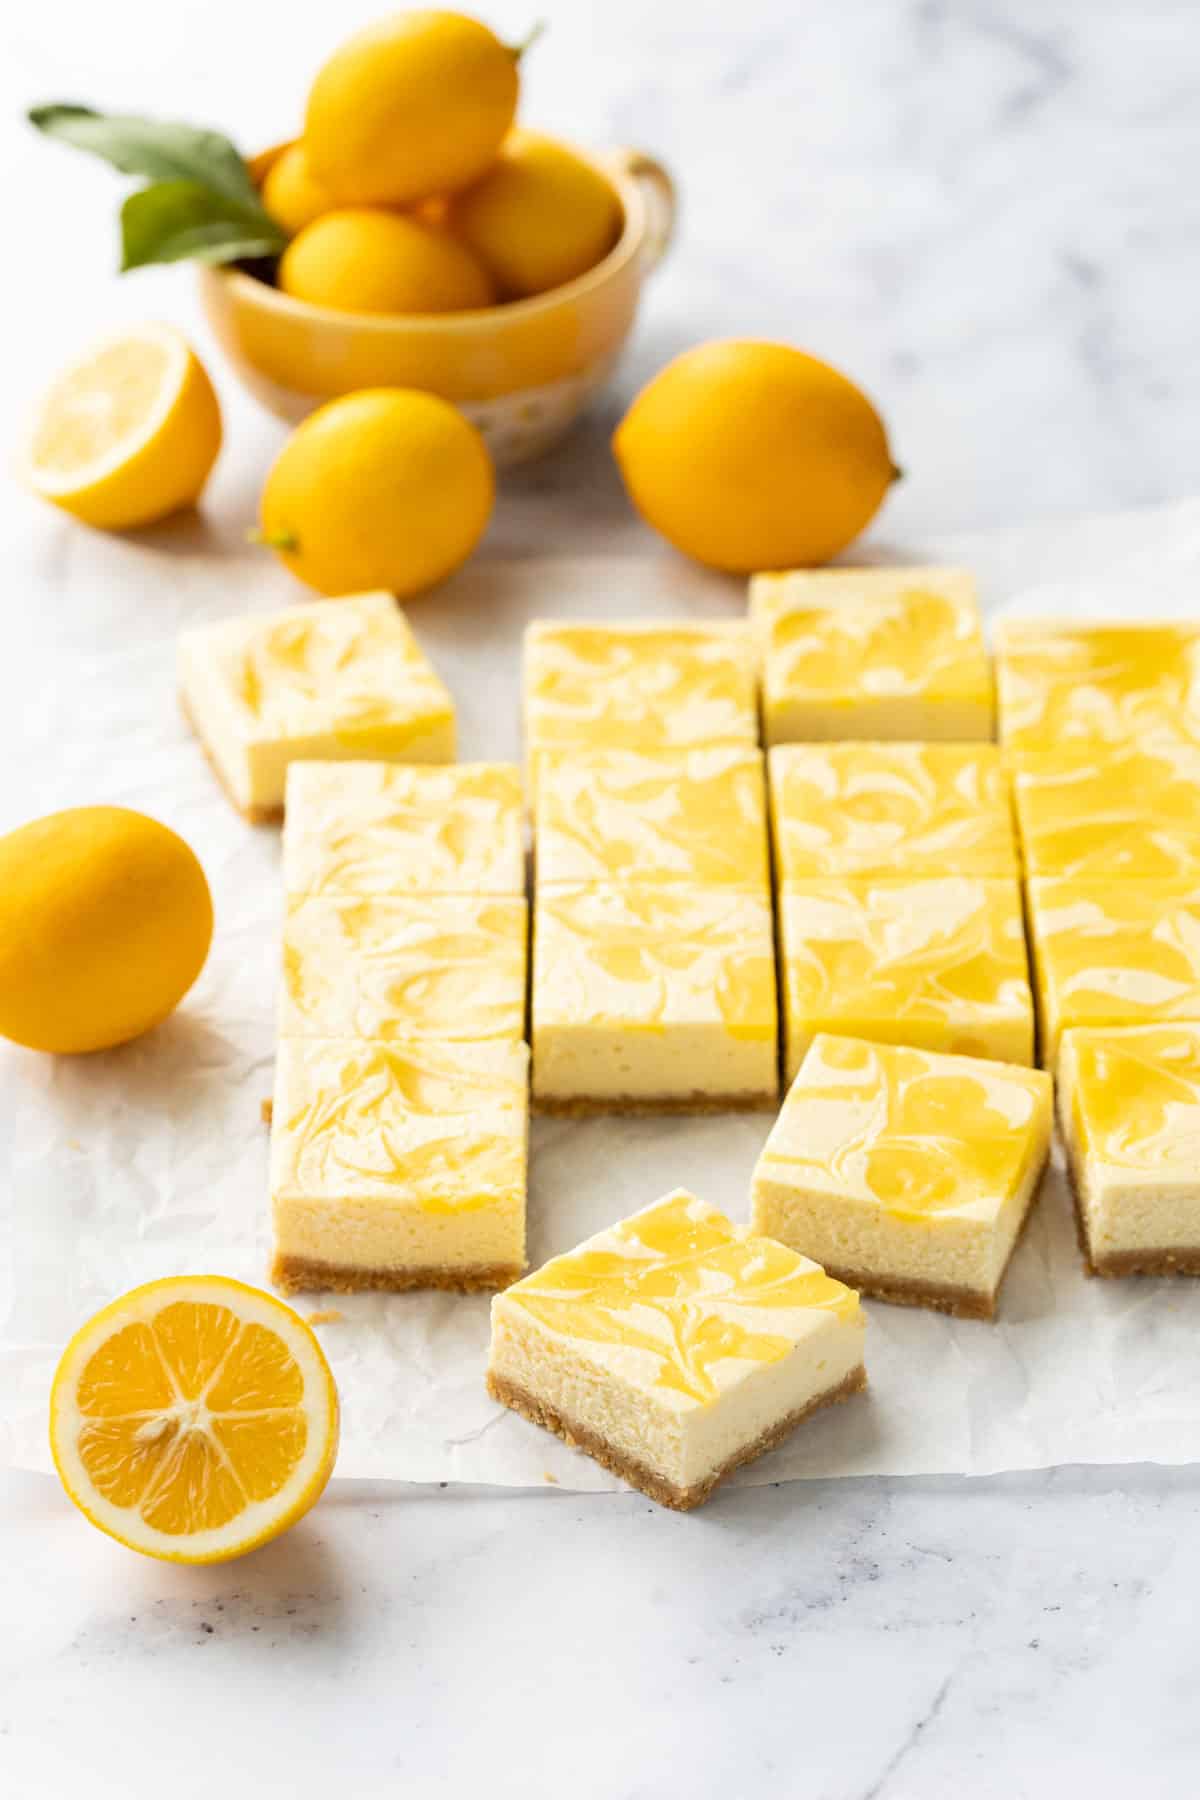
[5,2,1200,1793]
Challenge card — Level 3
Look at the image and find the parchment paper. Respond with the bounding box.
[6,489,1200,1489]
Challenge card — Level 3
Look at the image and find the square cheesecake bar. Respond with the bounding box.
[1026,877,1200,1066]
[1058,1024,1200,1277]
[777,875,1034,1082]
[749,567,993,745]
[280,894,527,1043]
[994,619,1200,753]
[282,760,524,897]
[534,745,770,890]
[523,620,758,777]
[487,1188,866,1510]
[531,885,778,1111]
[179,592,455,821]
[769,742,1017,882]
[270,1036,529,1293]
[752,1035,1053,1319]
[1009,740,1200,879]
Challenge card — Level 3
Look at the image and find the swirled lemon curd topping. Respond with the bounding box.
[1010,741,1200,878]
[1064,1025,1200,1173]
[762,1036,1052,1225]
[995,620,1200,752]
[535,746,769,889]
[770,742,1016,880]
[523,621,758,762]
[283,762,524,897]
[281,895,527,1042]
[499,1190,862,1407]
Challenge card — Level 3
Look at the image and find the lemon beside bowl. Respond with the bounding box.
[197,143,675,467]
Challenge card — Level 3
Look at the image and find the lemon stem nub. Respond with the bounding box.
[510,20,546,60]
[890,464,904,484]
[248,526,299,553]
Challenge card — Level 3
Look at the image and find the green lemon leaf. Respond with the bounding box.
[28,104,260,206]
[120,180,286,270]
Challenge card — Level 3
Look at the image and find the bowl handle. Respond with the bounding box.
[608,149,677,274]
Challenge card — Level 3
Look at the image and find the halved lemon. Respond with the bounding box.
[50,1275,339,1563]
[23,323,222,530]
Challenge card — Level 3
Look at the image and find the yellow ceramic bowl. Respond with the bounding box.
[197,146,675,467]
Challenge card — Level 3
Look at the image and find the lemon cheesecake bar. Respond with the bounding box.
[995,620,1200,753]
[534,745,770,890]
[750,567,993,745]
[752,1035,1053,1318]
[1058,1024,1200,1277]
[1026,876,1200,1066]
[487,1188,866,1509]
[270,1036,528,1293]
[282,760,524,897]
[179,592,456,821]
[531,884,778,1111]
[778,875,1034,1082]
[769,742,1017,882]
[523,621,758,776]
[280,894,527,1043]
[1009,740,1200,878]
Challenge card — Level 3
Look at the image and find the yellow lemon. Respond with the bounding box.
[50,1275,339,1564]
[305,10,522,207]
[447,129,622,297]
[0,807,213,1055]
[258,388,494,597]
[22,323,221,531]
[613,340,899,572]
[279,208,494,315]
[261,141,340,235]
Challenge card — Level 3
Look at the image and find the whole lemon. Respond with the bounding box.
[447,130,622,297]
[261,142,341,236]
[279,209,494,315]
[0,808,213,1055]
[613,341,899,572]
[305,11,521,207]
[258,389,494,597]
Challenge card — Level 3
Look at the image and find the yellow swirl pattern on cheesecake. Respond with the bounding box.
[1062,1025,1200,1174]
[497,1189,862,1406]
[523,621,757,765]
[1027,877,1200,1064]
[750,568,992,744]
[779,877,1034,1077]
[995,620,1200,752]
[283,762,524,897]
[770,742,1016,880]
[535,746,769,889]
[1009,741,1200,878]
[281,895,527,1042]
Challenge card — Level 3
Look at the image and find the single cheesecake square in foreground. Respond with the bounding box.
[487,1188,866,1510]
[179,592,456,822]
[270,1036,528,1294]
[279,894,528,1043]
[1008,740,1200,879]
[535,745,770,890]
[1026,876,1200,1066]
[531,884,778,1112]
[994,619,1200,753]
[1058,1024,1200,1277]
[750,567,993,745]
[769,741,1017,882]
[522,620,758,775]
[778,876,1034,1083]
[752,1035,1053,1319]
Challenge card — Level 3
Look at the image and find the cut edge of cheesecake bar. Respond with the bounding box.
[272,1253,525,1297]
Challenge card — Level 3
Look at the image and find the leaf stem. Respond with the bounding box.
[247,526,299,553]
[510,20,546,59]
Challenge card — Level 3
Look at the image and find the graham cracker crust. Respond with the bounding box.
[486,1363,867,1511]
[817,1265,996,1321]
[272,1253,524,1296]
[533,1089,778,1118]
[179,690,283,825]
[1062,1147,1200,1279]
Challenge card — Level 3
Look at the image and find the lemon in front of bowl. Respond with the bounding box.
[279,208,494,314]
[261,142,341,235]
[258,388,494,598]
[0,807,213,1054]
[305,10,523,207]
[447,130,622,297]
[613,340,899,572]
